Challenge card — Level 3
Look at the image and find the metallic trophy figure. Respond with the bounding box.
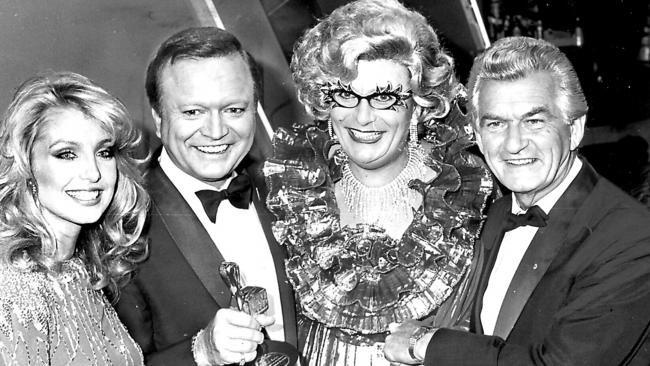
[219,262,292,366]
[219,262,269,315]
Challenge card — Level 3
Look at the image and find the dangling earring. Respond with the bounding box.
[409,110,419,147]
[328,119,336,140]
[463,123,475,140]
[28,180,38,199]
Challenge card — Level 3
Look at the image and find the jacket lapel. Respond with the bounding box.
[251,185,298,346]
[147,164,232,309]
[472,198,511,334]
[148,155,298,345]
[492,160,599,339]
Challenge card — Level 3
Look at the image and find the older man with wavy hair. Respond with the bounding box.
[385,36,650,366]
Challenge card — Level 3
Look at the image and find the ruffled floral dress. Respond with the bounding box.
[0,257,144,366]
[263,104,493,365]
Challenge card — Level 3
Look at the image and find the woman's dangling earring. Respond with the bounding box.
[328,119,337,140]
[28,180,38,200]
[409,110,419,147]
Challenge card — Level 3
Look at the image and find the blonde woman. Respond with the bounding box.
[0,72,149,365]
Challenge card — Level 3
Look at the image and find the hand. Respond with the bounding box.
[384,320,435,365]
[194,308,275,365]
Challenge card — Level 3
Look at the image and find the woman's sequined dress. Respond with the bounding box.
[0,257,144,365]
[263,105,494,365]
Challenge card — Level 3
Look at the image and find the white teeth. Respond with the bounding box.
[348,129,382,142]
[67,190,100,200]
[507,158,535,165]
[196,145,228,153]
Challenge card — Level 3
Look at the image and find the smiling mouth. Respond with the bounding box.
[196,145,229,154]
[66,190,101,201]
[347,128,384,143]
[505,158,536,166]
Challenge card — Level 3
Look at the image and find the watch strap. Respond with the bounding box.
[408,326,432,362]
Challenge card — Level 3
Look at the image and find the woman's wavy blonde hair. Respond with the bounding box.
[0,71,150,299]
[291,0,459,123]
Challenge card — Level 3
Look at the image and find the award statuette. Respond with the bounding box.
[219,262,299,366]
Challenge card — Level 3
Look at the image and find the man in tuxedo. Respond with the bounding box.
[385,36,650,365]
[114,27,297,365]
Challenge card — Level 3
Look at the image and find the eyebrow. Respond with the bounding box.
[49,140,79,149]
[49,137,113,149]
[335,82,410,96]
[480,113,505,122]
[521,106,551,119]
[479,106,552,123]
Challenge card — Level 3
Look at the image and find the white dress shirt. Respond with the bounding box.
[481,158,583,336]
[159,149,285,341]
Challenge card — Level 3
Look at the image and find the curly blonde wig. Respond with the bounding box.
[291,0,459,123]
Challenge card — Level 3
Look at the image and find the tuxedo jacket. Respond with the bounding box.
[114,157,297,365]
[425,159,650,366]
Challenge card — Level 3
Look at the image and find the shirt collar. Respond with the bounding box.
[158,147,235,193]
[511,157,583,215]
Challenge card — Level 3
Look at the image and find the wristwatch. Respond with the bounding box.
[408,325,432,362]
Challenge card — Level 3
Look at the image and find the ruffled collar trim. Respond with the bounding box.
[264,117,492,334]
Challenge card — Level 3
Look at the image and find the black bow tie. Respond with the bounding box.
[195,174,252,223]
[504,205,548,232]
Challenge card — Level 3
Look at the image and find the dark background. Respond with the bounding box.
[0,0,647,199]
[259,0,650,197]
[263,0,650,128]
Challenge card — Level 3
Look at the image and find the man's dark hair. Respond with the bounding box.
[145,27,260,116]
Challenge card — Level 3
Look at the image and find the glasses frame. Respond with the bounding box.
[320,81,413,111]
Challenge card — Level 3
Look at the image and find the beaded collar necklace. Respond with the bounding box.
[340,145,428,237]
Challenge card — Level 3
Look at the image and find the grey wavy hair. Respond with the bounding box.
[467,36,588,126]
